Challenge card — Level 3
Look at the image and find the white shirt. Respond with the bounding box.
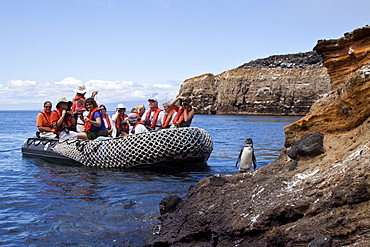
[142,108,164,130]
[129,123,148,134]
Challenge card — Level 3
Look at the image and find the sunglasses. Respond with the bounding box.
[44,106,52,108]
[85,103,93,106]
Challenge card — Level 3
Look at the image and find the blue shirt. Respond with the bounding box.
[91,110,106,132]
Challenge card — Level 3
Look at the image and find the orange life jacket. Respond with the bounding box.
[39,110,53,128]
[162,109,176,128]
[84,107,101,132]
[52,108,74,134]
[115,113,129,131]
[102,113,112,129]
[131,121,145,134]
[173,106,193,126]
[145,108,162,128]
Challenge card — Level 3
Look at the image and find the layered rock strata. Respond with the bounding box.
[179,52,330,115]
[285,26,370,146]
[150,26,370,246]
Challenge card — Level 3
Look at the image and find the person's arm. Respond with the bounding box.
[91,91,98,99]
[170,97,182,111]
[56,110,66,127]
[85,112,102,127]
[183,107,195,122]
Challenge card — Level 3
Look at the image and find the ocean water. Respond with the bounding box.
[0,111,301,246]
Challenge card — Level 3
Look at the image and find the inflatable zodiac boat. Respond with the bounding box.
[22,127,213,168]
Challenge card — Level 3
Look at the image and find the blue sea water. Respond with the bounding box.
[0,111,301,246]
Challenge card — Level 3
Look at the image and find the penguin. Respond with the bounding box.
[236,138,257,172]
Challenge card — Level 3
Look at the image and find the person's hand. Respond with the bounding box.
[62,109,66,116]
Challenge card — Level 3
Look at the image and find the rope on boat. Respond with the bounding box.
[25,138,58,147]
[52,127,213,168]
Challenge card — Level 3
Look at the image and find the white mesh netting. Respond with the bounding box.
[52,127,213,168]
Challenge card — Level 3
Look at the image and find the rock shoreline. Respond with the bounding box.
[149,26,370,246]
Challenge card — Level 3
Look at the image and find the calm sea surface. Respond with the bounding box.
[0,111,301,246]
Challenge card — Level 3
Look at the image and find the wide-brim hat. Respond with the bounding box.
[127,113,138,123]
[148,98,158,103]
[116,103,125,109]
[74,84,87,94]
[56,97,69,107]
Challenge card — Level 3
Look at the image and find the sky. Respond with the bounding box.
[0,0,369,110]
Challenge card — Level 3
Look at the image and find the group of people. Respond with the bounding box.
[36,84,195,141]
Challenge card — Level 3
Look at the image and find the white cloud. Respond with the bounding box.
[0,77,182,110]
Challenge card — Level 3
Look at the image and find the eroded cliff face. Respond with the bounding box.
[285,26,370,146]
[150,26,370,247]
[180,52,331,115]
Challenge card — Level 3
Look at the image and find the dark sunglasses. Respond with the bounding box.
[85,103,93,106]
[44,106,52,108]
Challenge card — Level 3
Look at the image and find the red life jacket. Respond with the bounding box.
[173,106,193,126]
[115,113,129,131]
[162,109,176,128]
[131,121,145,134]
[103,113,112,129]
[145,108,162,128]
[84,107,101,132]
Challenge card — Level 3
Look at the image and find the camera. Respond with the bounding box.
[77,110,83,116]
[182,100,188,105]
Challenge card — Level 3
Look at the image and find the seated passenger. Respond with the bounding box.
[51,97,77,139]
[127,113,148,135]
[162,100,177,128]
[113,104,129,137]
[99,104,112,136]
[170,96,195,127]
[36,101,57,139]
[142,98,164,130]
[77,98,108,140]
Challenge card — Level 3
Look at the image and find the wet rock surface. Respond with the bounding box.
[149,26,370,247]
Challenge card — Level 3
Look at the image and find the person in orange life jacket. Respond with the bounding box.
[99,104,113,136]
[127,113,148,135]
[111,103,129,137]
[36,101,57,139]
[72,84,98,132]
[142,98,164,131]
[162,100,177,128]
[170,96,195,127]
[77,98,108,140]
[51,97,78,139]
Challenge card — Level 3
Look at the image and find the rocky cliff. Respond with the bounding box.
[150,26,370,246]
[179,52,331,115]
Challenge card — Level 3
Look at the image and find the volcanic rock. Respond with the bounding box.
[150,26,370,247]
[179,51,330,115]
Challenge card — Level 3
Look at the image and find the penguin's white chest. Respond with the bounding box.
[239,146,254,170]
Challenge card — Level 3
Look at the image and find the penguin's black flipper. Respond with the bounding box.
[236,148,243,167]
[252,153,257,169]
